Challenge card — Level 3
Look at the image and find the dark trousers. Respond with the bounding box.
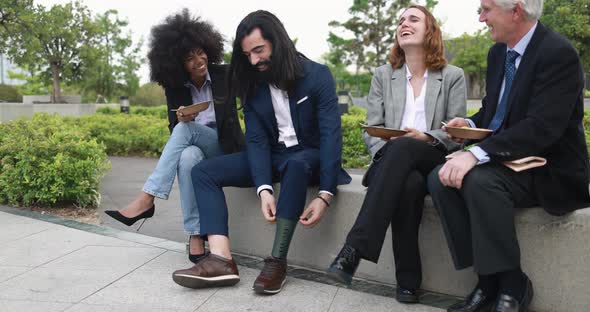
[427,163,537,275]
[346,137,446,290]
[191,146,320,237]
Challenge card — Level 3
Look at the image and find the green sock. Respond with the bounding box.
[271,218,297,259]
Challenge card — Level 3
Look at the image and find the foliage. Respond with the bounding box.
[341,106,371,168]
[65,113,168,157]
[542,0,590,72]
[328,0,438,73]
[7,69,48,95]
[322,52,372,96]
[130,83,167,107]
[0,83,22,102]
[79,10,142,103]
[97,104,168,119]
[0,1,142,104]
[0,0,34,54]
[0,113,110,207]
[446,30,493,99]
[1,1,95,102]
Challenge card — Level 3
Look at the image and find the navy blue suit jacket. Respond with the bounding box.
[242,59,351,194]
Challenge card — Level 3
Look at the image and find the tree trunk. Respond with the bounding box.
[50,62,62,103]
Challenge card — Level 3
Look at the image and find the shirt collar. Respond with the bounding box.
[509,21,538,56]
[184,71,212,89]
[405,64,428,80]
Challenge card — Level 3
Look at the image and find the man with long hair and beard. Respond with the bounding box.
[171,10,351,295]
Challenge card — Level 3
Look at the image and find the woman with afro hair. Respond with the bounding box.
[105,9,244,264]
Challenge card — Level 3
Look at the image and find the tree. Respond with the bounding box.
[80,10,142,102]
[0,0,34,54]
[446,30,493,98]
[541,0,590,71]
[2,1,95,102]
[328,0,438,74]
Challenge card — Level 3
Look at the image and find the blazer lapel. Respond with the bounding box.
[288,90,301,136]
[425,69,442,129]
[390,67,406,129]
[505,23,547,118]
[251,84,279,140]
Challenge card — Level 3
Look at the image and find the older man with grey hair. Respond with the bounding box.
[427,0,590,311]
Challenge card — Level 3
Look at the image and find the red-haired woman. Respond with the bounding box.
[327,5,467,304]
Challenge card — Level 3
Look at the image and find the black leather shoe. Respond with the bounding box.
[396,287,419,304]
[448,288,495,312]
[492,276,533,312]
[326,244,361,285]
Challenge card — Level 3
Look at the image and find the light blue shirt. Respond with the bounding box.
[468,22,538,164]
[184,72,217,129]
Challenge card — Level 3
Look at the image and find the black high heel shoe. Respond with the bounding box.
[104,205,155,231]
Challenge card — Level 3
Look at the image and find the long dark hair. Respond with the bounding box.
[229,10,304,100]
[147,9,224,89]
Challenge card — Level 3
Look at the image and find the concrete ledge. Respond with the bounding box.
[0,102,33,122]
[0,103,120,122]
[223,174,590,312]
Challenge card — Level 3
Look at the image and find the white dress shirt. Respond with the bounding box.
[400,65,428,132]
[256,85,333,198]
[269,85,299,147]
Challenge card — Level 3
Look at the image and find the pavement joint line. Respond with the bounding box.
[0,228,52,247]
[75,248,168,305]
[326,287,339,312]
[0,205,462,310]
[192,287,222,312]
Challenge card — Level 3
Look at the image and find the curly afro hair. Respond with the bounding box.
[148,9,224,89]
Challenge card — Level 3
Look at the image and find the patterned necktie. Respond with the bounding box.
[489,50,520,131]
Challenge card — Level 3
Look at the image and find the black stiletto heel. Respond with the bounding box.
[104,205,155,231]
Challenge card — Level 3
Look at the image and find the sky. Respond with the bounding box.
[35,0,485,84]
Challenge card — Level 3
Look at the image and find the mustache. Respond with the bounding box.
[254,60,271,69]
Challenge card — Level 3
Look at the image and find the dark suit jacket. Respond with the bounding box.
[164,64,244,154]
[242,59,351,194]
[470,22,590,215]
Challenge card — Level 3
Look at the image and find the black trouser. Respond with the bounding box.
[427,163,537,275]
[346,137,445,290]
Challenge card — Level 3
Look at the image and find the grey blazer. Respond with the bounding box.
[363,64,467,158]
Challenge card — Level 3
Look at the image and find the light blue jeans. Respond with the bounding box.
[143,121,222,235]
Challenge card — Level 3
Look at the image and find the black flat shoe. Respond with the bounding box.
[492,275,533,312]
[104,205,155,231]
[396,287,419,304]
[448,288,495,312]
[326,244,361,285]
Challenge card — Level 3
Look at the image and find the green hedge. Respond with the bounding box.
[0,84,22,102]
[0,114,110,208]
[342,106,371,168]
[64,113,168,157]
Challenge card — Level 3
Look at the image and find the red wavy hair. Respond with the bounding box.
[389,4,447,70]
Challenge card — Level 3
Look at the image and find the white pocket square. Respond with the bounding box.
[296,96,309,104]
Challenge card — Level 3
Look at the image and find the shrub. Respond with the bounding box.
[0,114,110,208]
[64,113,169,157]
[341,106,371,168]
[0,84,22,102]
[130,83,167,107]
[97,105,168,119]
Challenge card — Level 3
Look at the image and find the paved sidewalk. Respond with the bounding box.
[0,206,444,312]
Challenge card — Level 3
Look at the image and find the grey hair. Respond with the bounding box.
[493,0,543,20]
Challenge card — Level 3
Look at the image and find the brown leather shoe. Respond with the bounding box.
[172,253,240,289]
[253,256,287,294]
